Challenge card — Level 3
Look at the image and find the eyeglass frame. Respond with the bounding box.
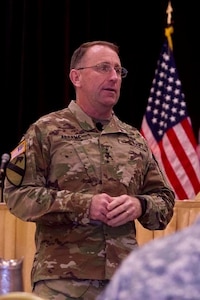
[76,62,128,78]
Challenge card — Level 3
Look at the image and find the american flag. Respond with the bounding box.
[141,38,200,199]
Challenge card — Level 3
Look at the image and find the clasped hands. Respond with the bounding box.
[90,193,142,227]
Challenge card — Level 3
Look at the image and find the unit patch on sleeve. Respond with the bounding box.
[6,141,26,187]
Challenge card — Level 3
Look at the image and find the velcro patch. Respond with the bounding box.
[10,140,26,160]
[6,153,26,187]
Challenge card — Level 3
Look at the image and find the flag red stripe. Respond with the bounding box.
[181,118,198,147]
[158,140,188,199]
[166,125,200,191]
[142,119,189,199]
[141,116,200,199]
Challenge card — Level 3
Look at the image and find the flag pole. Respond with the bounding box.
[165,1,173,50]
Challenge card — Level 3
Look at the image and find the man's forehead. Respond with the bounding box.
[84,45,120,64]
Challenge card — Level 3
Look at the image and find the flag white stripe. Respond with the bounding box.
[142,117,198,198]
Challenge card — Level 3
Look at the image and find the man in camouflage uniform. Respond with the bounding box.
[4,41,175,300]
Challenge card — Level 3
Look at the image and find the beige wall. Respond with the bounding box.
[0,204,35,293]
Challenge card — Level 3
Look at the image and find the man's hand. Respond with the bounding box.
[90,193,143,227]
[106,194,142,227]
[89,193,113,223]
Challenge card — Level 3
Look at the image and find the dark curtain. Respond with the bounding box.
[2,0,200,156]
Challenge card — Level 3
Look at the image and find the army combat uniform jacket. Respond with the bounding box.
[4,100,175,286]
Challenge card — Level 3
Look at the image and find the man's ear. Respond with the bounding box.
[69,69,81,87]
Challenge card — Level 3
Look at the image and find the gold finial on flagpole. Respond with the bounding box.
[165,1,173,50]
[166,1,173,25]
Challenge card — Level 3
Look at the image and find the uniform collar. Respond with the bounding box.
[68,100,128,134]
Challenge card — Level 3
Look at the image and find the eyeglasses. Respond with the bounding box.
[76,62,128,78]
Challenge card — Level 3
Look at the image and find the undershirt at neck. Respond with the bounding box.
[93,118,110,131]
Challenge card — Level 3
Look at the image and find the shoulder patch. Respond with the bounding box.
[10,140,26,160]
[6,153,26,187]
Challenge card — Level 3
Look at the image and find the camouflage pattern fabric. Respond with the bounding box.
[4,100,175,290]
[33,278,109,300]
[97,217,200,300]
